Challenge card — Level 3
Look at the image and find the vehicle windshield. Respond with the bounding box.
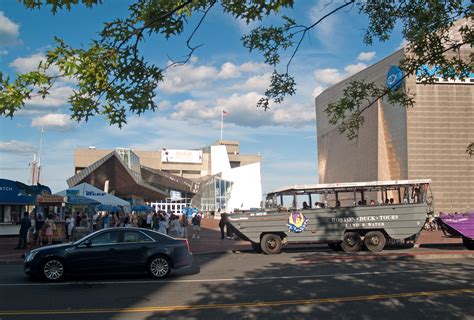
[265,179,433,212]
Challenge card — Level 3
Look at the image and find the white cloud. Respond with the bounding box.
[170,99,216,120]
[357,51,376,62]
[218,62,241,79]
[314,63,367,86]
[31,113,74,130]
[238,62,270,73]
[233,73,271,91]
[313,68,345,85]
[344,62,367,75]
[10,53,63,76]
[272,102,315,126]
[0,11,20,47]
[0,140,36,154]
[158,61,218,93]
[169,92,315,128]
[0,49,8,56]
[9,53,45,73]
[158,58,272,94]
[25,86,73,108]
[312,86,324,99]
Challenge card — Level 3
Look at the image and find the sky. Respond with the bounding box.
[0,0,405,194]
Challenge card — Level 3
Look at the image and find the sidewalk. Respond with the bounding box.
[0,219,470,264]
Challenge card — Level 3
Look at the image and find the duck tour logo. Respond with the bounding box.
[287,212,309,233]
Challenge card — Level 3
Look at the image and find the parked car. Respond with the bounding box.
[24,227,192,281]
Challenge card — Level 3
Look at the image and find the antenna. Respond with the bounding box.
[28,129,45,185]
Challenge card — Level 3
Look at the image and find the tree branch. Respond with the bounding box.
[286,0,355,74]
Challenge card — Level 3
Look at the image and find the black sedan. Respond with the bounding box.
[24,227,193,281]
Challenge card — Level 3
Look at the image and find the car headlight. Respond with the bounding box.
[25,251,38,262]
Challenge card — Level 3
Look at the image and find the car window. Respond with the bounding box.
[123,231,153,243]
[89,231,121,246]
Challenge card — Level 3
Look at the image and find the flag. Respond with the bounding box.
[222,110,229,116]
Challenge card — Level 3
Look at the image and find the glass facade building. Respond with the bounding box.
[200,177,233,213]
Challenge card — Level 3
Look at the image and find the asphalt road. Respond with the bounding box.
[0,251,473,320]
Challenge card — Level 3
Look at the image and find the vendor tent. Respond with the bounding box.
[96,204,120,212]
[56,183,130,207]
[66,195,101,206]
[132,205,154,212]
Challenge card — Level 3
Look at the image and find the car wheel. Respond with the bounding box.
[341,232,362,253]
[364,231,386,252]
[251,242,263,253]
[261,234,282,255]
[462,237,474,250]
[148,256,171,279]
[42,258,65,281]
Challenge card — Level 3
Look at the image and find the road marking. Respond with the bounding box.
[1,287,473,316]
[0,266,471,287]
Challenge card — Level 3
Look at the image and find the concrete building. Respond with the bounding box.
[70,140,262,214]
[74,140,260,180]
[316,46,473,214]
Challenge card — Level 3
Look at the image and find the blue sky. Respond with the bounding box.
[0,1,404,194]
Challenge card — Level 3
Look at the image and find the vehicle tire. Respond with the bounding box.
[364,231,386,252]
[327,242,343,251]
[462,237,474,250]
[261,234,282,255]
[251,242,263,253]
[148,256,171,279]
[42,258,66,282]
[341,232,362,253]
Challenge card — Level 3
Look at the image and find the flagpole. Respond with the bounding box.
[220,109,223,141]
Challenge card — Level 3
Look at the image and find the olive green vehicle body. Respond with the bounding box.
[227,203,429,245]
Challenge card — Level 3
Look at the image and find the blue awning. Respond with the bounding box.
[0,179,51,205]
[66,195,101,206]
[96,204,120,212]
[132,205,154,212]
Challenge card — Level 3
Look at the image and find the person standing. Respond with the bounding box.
[44,214,54,245]
[103,213,110,229]
[35,213,45,246]
[192,213,201,239]
[219,213,227,240]
[146,211,153,229]
[67,214,76,241]
[158,215,167,234]
[181,214,189,238]
[29,213,36,246]
[15,212,31,249]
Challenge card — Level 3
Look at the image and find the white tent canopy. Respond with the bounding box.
[56,183,130,207]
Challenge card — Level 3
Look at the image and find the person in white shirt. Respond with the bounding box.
[65,215,75,241]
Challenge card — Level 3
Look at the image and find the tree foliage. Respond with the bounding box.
[0,0,472,140]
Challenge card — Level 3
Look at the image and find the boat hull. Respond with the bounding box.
[228,204,429,244]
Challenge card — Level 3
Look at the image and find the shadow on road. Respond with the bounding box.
[145,255,474,320]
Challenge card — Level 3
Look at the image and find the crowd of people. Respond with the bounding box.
[15,211,58,249]
[15,209,204,249]
[63,210,203,240]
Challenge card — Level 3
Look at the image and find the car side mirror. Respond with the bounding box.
[80,240,92,248]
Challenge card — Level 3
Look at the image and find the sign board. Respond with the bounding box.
[66,189,80,196]
[416,64,474,84]
[386,65,404,91]
[37,194,65,203]
[161,149,203,164]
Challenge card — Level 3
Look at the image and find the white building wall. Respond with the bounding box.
[210,145,231,175]
[221,162,262,211]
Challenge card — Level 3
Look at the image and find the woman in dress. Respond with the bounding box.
[44,214,54,245]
